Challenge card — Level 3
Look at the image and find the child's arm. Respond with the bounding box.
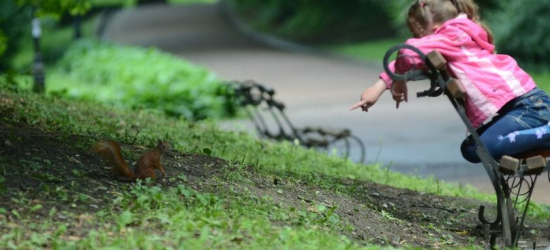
[380,34,455,88]
[349,79,388,112]
[349,79,409,112]
[394,38,444,74]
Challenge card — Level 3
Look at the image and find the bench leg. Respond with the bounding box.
[506,173,541,246]
[477,172,515,248]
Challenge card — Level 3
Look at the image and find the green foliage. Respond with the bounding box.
[48,39,236,120]
[0,0,32,71]
[229,0,396,43]
[17,0,91,17]
[227,0,504,44]
[89,0,216,7]
[0,30,7,57]
[487,0,550,72]
[169,0,216,4]
[10,12,99,71]
[0,0,90,70]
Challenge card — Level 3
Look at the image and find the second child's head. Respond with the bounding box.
[407,0,493,43]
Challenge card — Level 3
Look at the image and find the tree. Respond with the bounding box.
[0,0,91,71]
[487,0,550,71]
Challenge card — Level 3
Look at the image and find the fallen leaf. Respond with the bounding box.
[67,236,81,241]
[7,223,19,228]
[68,156,82,164]
[77,213,93,227]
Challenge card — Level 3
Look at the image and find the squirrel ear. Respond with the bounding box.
[157,139,162,144]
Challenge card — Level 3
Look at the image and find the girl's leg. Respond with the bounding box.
[461,113,536,163]
[491,122,550,157]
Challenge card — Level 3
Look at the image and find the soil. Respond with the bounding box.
[1,120,549,249]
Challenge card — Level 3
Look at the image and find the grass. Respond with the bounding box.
[326,38,404,65]
[0,83,488,249]
[326,38,550,92]
[2,179,365,249]
[532,73,550,92]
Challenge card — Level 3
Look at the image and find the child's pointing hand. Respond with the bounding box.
[349,79,387,112]
[391,81,408,109]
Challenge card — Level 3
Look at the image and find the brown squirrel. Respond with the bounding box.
[93,140,172,180]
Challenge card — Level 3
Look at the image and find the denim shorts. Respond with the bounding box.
[499,87,550,128]
[461,87,550,163]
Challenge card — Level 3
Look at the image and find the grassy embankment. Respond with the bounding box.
[0,77,513,249]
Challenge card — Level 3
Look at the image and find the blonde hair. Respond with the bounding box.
[407,0,494,43]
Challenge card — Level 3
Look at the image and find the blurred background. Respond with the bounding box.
[1,0,549,202]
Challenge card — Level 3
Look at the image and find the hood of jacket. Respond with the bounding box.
[436,13,495,53]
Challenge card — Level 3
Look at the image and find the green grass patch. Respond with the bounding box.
[532,73,550,93]
[325,38,404,63]
[2,180,372,250]
[47,39,235,120]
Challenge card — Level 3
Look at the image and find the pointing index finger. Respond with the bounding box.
[349,100,366,111]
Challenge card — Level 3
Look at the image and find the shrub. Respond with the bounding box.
[0,1,32,71]
[229,0,396,43]
[49,39,236,120]
[487,0,550,72]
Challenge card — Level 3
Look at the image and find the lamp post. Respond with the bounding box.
[31,8,45,93]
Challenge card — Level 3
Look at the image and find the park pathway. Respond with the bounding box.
[102,3,549,204]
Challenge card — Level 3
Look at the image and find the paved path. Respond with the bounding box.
[102,3,549,204]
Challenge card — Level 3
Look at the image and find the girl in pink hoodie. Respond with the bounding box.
[349,0,550,164]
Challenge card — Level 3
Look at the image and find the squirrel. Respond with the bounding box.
[93,140,172,180]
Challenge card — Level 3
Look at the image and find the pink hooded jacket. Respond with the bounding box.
[380,14,536,128]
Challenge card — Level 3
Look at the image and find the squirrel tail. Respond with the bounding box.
[93,140,136,179]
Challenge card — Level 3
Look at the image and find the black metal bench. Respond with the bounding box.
[229,80,366,163]
[383,44,550,249]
